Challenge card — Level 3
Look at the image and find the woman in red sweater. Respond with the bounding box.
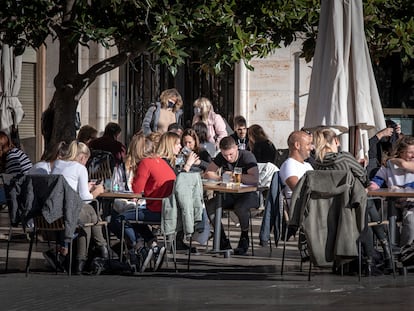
[109,133,176,272]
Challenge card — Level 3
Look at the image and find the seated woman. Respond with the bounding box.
[368,135,414,247]
[313,128,392,274]
[110,133,176,272]
[0,131,32,175]
[51,141,108,274]
[192,121,217,159]
[157,131,200,251]
[29,141,68,174]
[181,128,211,172]
[157,131,199,174]
[248,124,277,163]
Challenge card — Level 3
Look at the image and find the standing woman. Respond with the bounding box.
[248,124,277,163]
[51,141,108,274]
[192,97,227,148]
[142,88,184,136]
[0,131,32,175]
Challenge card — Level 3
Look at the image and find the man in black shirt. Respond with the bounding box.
[204,136,259,255]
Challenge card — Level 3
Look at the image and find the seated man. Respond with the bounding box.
[279,130,313,243]
[279,130,314,200]
[204,136,259,255]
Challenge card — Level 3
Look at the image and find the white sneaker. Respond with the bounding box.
[139,247,153,273]
[153,246,166,272]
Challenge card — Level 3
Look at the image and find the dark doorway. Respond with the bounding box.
[118,53,234,143]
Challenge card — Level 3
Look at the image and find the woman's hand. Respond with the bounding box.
[90,184,105,198]
[183,152,199,171]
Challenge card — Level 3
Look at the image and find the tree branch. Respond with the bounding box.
[75,50,139,100]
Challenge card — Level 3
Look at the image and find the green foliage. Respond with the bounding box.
[0,0,412,73]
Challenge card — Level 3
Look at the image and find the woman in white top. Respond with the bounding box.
[29,141,68,174]
[52,141,107,274]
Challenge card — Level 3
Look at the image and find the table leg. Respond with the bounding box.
[387,199,398,246]
[213,193,222,252]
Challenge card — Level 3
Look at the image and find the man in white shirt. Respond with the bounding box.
[279,130,314,199]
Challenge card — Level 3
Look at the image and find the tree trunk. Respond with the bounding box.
[42,91,78,151]
[42,25,81,152]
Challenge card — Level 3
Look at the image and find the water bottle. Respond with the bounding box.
[111,165,121,192]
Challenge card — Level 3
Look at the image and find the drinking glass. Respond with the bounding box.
[233,167,242,185]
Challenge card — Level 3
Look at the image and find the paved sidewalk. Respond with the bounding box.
[2,211,414,310]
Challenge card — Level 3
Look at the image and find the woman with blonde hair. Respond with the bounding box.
[313,128,368,184]
[313,128,391,275]
[142,88,184,135]
[51,140,108,274]
[157,131,199,173]
[110,133,176,272]
[192,97,227,147]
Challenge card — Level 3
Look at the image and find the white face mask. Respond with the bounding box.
[194,107,201,115]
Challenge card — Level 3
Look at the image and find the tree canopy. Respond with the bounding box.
[0,0,413,148]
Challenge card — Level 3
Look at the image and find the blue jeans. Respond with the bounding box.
[109,208,161,247]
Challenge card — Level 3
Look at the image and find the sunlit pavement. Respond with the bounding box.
[2,209,414,310]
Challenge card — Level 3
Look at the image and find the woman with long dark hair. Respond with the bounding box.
[247,124,276,163]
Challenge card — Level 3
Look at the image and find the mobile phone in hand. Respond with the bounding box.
[95,179,102,185]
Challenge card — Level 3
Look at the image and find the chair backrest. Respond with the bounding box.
[86,150,115,181]
[7,174,84,241]
[274,148,289,168]
[257,162,279,189]
[259,170,285,246]
[290,170,367,267]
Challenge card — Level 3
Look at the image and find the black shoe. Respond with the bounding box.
[96,245,109,259]
[234,237,249,255]
[220,238,232,250]
[43,250,57,271]
[75,259,86,275]
[365,258,383,277]
[176,240,198,253]
[43,250,65,272]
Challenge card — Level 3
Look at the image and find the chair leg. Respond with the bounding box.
[104,224,111,260]
[68,240,72,277]
[120,220,125,263]
[5,226,12,272]
[358,240,362,282]
[269,237,272,257]
[187,236,192,272]
[386,223,396,278]
[249,211,254,256]
[308,259,312,281]
[281,224,289,275]
[170,233,177,273]
[25,230,35,277]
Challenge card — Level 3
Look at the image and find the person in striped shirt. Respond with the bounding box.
[0,131,32,175]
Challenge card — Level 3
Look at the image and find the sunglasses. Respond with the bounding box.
[301,128,312,135]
